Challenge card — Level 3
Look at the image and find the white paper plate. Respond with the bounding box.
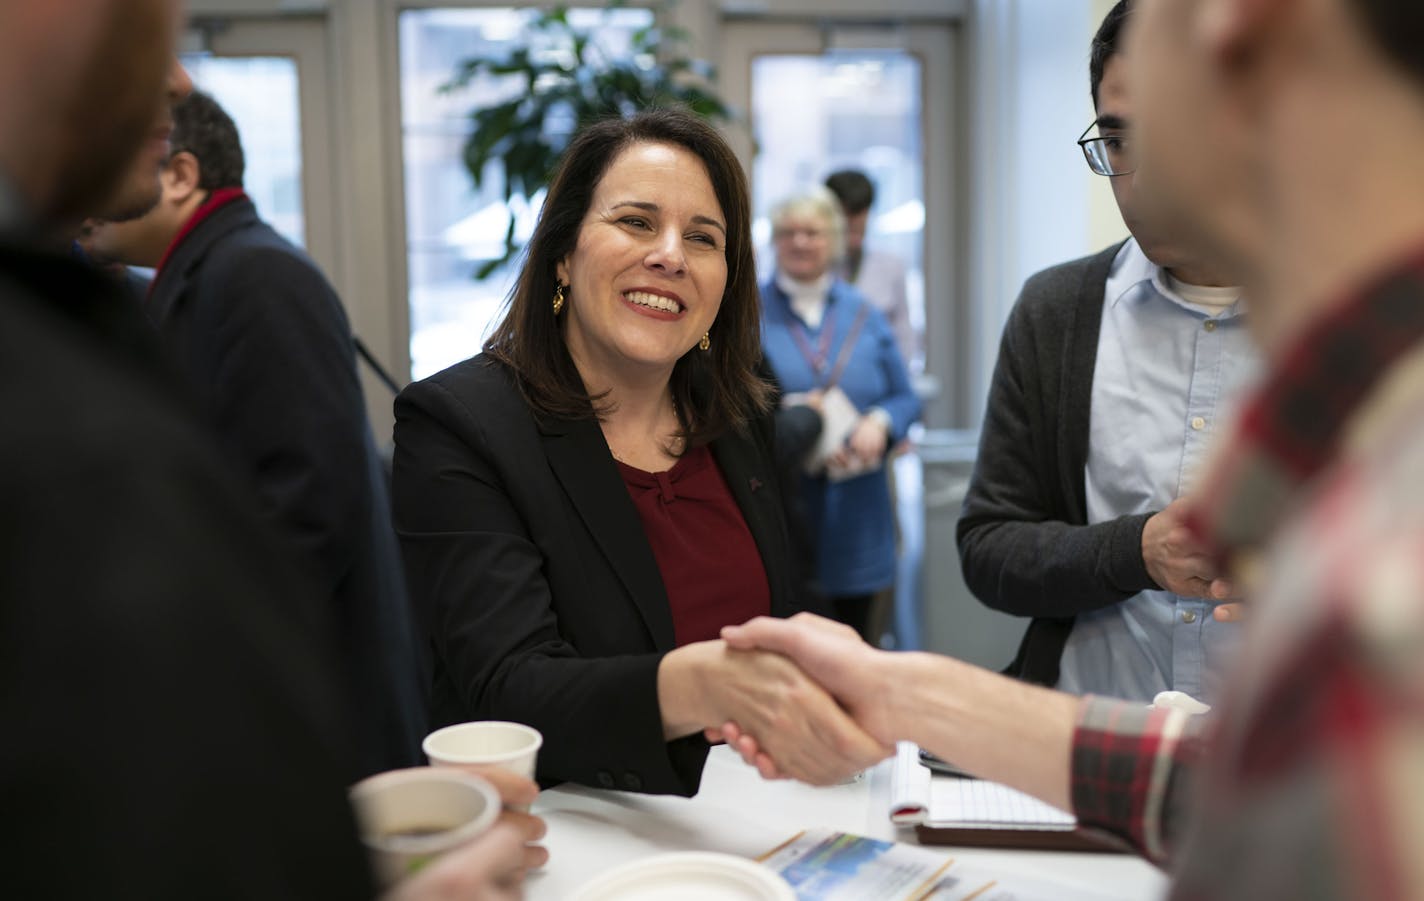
[570,851,796,901]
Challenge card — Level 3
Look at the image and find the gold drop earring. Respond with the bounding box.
[552,283,565,315]
[699,331,710,351]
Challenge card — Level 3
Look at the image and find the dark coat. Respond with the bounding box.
[146,196,425,775]
[956,241,1159,686]
[392,354,803,796]
[0,241,370,899]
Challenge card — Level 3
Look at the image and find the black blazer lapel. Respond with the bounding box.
[539,417,678,651]
[710,427,795,617]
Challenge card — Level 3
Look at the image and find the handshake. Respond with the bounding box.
[659,613,909,785]
[680,614,1083,816]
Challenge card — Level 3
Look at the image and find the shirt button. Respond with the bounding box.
[596,770,616,789]
[1191,416,1206,431]
[1203,320,1218,332]
[1182,611,1198,624]
[621,772,643,792]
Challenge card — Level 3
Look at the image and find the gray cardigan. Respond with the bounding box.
[956,241,1161,686]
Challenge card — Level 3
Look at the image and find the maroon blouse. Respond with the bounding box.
[615,445,771,646]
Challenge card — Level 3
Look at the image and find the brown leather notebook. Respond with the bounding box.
[914,824,1132,854]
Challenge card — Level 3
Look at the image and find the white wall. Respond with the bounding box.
[960,0,1127,426]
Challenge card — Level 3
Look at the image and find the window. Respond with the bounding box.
[399,7,655,380]
[180,54,305,248]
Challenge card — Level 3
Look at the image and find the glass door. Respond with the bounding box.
[721,21,955,390]
[182,16,335,276]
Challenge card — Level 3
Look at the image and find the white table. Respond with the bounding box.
[526,746,1168,899]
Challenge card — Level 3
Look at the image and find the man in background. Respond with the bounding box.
[957,0,1258,703]
[824,169,917,369]
[87,90,425,777]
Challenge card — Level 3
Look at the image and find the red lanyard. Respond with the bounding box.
[786,300,869,389]
[789,316,836,380]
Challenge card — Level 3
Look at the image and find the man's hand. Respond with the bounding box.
[453,767,547,872]
[1213,603,1243,622]
[1143,497,1236,600]
[384,822,533,901]
[385,767,547,901]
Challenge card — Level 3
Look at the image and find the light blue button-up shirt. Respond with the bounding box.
[1056,240,1261,704]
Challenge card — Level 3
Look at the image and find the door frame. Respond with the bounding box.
[191,16,339,282]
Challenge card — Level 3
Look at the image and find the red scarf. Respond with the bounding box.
[148,187,247,294]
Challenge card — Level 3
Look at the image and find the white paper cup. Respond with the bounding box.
[423,721,543,780]
[349,767,501,888]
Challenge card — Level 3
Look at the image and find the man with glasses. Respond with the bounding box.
[956,0,1259,703]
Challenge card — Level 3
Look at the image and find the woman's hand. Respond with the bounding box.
[660,640,891,785]
[830,413,889,471]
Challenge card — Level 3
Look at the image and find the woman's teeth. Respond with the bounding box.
[625,291,681,313]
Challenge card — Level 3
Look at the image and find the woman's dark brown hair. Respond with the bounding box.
[484,106,770,447]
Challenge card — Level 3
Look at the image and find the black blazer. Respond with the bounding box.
[146,196,425,776]
[393,354,803,796]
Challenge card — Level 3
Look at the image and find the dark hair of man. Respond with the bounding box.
[1347,1,1424,90]
[170,90,245,191]
[484,106,771,448]
[1089,0,1132,111]
[824,169,875,216]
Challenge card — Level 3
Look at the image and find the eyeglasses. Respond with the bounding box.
[1077,121,1136,177]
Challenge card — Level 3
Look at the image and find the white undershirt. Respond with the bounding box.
[1162,271,1240,314]
[776,271,834,328]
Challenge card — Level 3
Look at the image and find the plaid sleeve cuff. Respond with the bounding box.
[1071,695,1196,864]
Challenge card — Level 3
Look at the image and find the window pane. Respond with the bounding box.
[751,52,925,370]
[179,54,305,249]
[399,7,655,380]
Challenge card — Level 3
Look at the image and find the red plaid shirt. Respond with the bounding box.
[1069,247,1424,899]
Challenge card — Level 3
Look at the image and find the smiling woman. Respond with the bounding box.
[555,142,730,450]
[391,108,890,797]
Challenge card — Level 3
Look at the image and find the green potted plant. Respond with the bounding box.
[444,3,731,277]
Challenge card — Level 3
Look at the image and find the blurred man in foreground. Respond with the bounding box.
[0,2,540,896]
[719,0,1424,895]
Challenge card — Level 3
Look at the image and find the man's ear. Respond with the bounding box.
[162,150,203,205]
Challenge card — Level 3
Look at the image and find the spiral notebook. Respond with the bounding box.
[889,743,1128,853]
